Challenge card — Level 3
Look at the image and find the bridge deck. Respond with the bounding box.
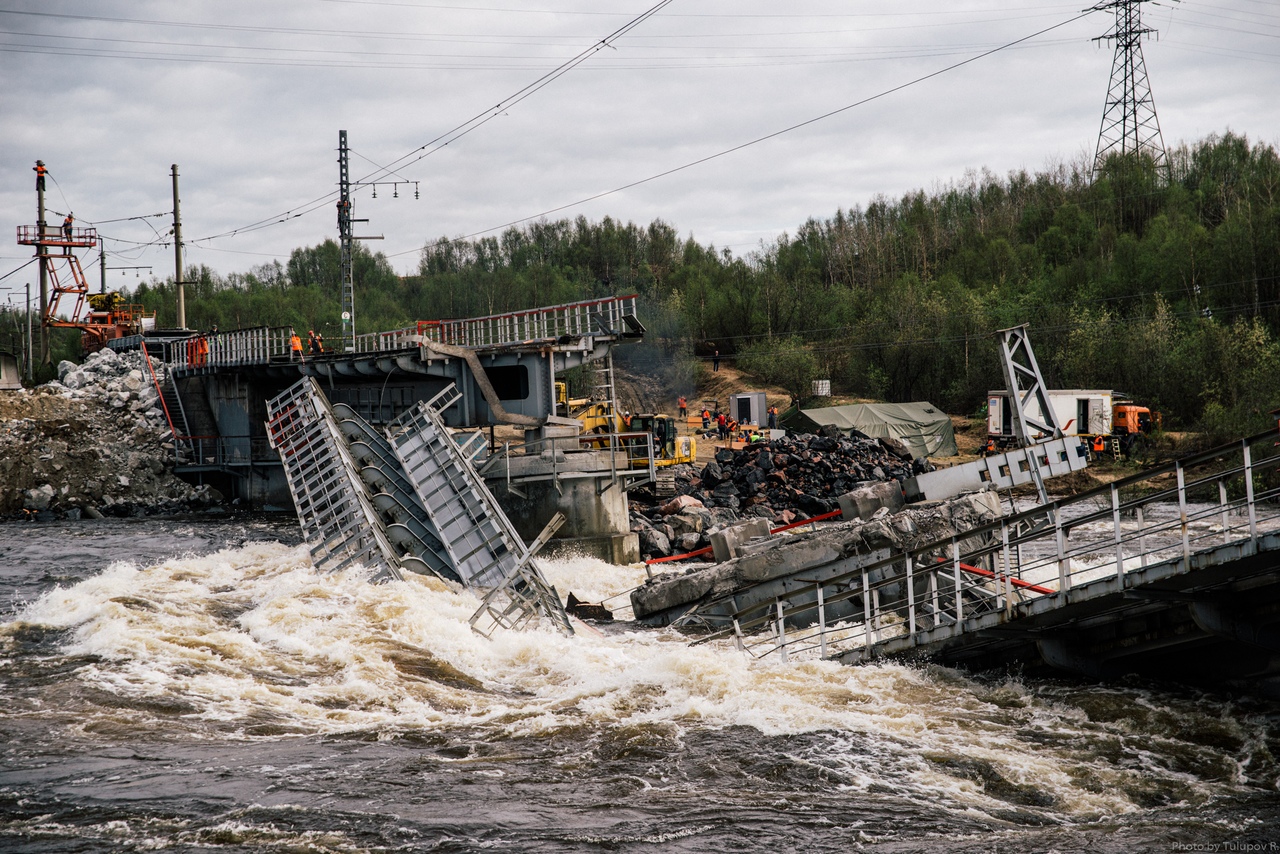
[693,429,1280,691]
[166,294,641,373]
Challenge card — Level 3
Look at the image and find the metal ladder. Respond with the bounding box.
[590,350,618,410]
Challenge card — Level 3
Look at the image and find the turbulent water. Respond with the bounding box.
[0,518,1277,853]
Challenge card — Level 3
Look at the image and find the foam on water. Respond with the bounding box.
[4,540,1267,823]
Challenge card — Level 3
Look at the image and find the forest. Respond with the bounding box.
[120,132,1280,438]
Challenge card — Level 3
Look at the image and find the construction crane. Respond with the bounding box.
[18,161,155,355]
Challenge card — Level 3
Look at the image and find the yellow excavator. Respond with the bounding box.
[557,383,696,468]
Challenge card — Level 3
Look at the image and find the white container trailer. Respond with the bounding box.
[987,389,1112,445]
[729,392,768,427]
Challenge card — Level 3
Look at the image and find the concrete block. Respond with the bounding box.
[525,416,583,452]
[838,481,905,522]
[710,517,772,563]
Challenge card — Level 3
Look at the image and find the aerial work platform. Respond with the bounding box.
[16,223,155,353]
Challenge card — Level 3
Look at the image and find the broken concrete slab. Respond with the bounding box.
[631,490,1003,627]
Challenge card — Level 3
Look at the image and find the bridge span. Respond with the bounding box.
[695,429,1280,696]
[141,296,645,561]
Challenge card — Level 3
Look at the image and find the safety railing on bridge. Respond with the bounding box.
[169,296,642,370]
[353,294,641,353]
[169,326,295,371]
[694,428,1280,663]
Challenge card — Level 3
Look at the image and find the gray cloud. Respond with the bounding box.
[2,0,1276,293]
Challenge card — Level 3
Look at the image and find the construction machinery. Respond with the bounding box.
[576,409,696,469]
[987,387,1160,459]
[1107,400,1162,458]
[81,292,156,352]
[18,194,156,356]
[628,413,697,467]
[554,381,589,418]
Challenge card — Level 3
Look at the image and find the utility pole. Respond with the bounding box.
[1092,0,1172,175]
[338,131,354,351]
[172,164,186,329]
[36,161,49,367]
[100,245,107,294]
[336,130,394,352]
[25,283,32,382]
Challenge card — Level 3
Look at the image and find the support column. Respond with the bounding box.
[37,163,48,367]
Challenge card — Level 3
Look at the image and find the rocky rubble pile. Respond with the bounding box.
[56,348,165,425]
[0,349,221,519]
[630,431,935,560]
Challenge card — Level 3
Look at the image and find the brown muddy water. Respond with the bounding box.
[0,517,1277,853]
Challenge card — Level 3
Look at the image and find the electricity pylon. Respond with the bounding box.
[1091,0,1173,175]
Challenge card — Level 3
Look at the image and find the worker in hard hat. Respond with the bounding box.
[62,213,74,241]
[34,161,46,191]
[290,328,304,362]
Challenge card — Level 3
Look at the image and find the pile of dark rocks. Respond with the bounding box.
[630,430,935,560]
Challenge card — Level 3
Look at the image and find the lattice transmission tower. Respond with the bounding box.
[1091,0,1174,174]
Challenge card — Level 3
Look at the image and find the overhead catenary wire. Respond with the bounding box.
[190,0,677,244]
[0,259,38,286]
[383,8,1100,260]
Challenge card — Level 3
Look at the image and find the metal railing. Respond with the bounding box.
[169,326,295,371]
[171,296,640,370]
[695,429,1280,663]
[16,224,98,248]
[175,435,277,468]
[354,294,641,353]
[476,430,657,493]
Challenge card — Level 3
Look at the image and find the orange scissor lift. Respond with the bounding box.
[17,223,155,354]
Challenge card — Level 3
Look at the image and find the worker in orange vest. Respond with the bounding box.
[678,396,687,419]
[1091,434,1106,455]
[701,408,711,430]
[33,161,46,191]
[290,328,304,362]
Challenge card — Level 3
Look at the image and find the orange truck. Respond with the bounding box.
[986,389,1160,458]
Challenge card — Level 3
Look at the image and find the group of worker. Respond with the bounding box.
[288,328,326,361]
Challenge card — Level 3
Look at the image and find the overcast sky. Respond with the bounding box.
[1,0,1277,299]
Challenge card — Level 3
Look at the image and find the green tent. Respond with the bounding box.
[784,402,958,459]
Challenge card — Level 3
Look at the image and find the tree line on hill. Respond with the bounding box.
[125,131,1280,438]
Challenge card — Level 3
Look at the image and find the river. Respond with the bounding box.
[0,517,1277,852]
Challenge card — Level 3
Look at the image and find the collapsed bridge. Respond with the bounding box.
[658,429,1280,695]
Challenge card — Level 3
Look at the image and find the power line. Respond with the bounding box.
[386,9,1098,259]
[192,0,677,244]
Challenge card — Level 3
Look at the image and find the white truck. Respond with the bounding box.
[987,388,1113,450]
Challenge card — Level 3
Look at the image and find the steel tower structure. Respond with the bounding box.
[1092,0,1171,174]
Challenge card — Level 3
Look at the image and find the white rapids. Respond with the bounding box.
[7,540,1269,825]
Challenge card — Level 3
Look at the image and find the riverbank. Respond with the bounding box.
[0,349,221,519]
